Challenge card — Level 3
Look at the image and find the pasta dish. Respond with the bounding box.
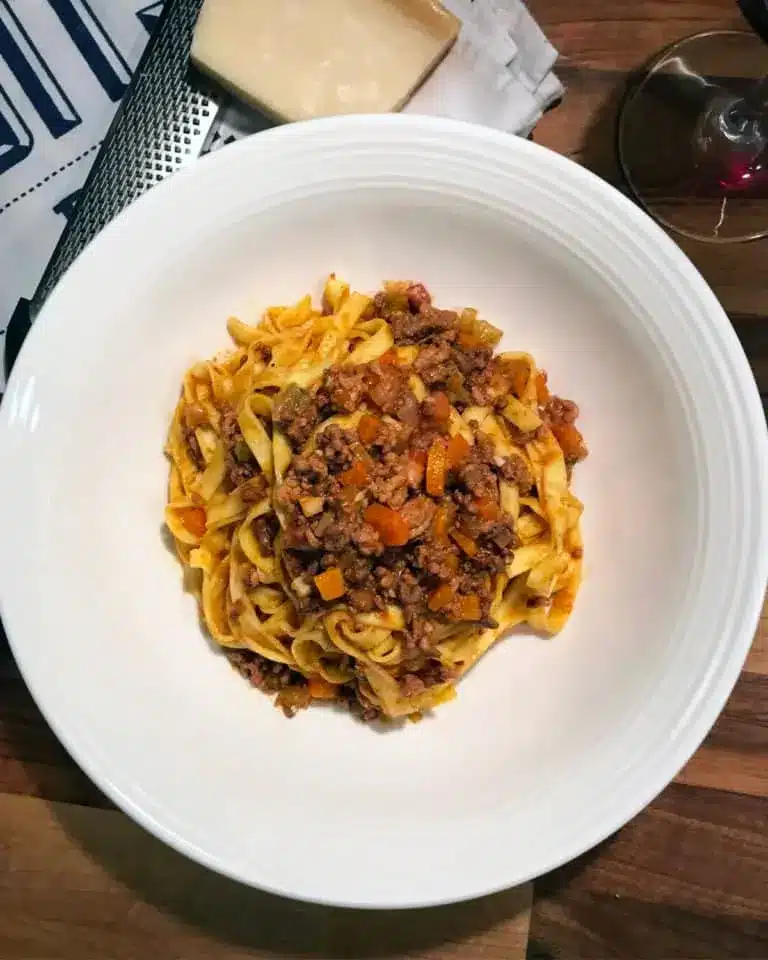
[165,276,587,722]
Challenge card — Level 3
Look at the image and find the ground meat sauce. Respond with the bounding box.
[227,648,384,721]
[268,284,578,719]
[273,384,320,449]
[253,513,279,556]
[183,426,204,469]
[218,406,263,490]
[263,284,586,720]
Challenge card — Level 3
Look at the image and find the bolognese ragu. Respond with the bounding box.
[164,276,587,722]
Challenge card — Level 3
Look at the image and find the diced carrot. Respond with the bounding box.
[407,449,427,487]
[426,439,448,496]
[308,675,339,700]
[457,330,481,349]
[450,529,478,557]
[339,460,369,487]
[363,504,410,547]
[454,594,482,621]
[474,497,500,521]
[551,591,574,616]
[179,506,206,538]
[551,423,587,461]
[428,583,454,612]
[433,505,449,541]
[378,349,398,366]
[358,414,381,445]
[429,391,452,422]
[445,434,470,469]
[314,567,346,601]
[535,371,550,404]
[504,358,529,398]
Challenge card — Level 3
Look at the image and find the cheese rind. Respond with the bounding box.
[191,0,460,123]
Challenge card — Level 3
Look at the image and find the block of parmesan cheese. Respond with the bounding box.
[191,0,460,123]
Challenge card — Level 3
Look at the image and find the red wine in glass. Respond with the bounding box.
[618,12,768,243]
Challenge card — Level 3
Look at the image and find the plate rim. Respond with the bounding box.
[1,113,767,909]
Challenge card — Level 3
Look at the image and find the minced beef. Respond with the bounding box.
[284,514,322,551]
[413,541,456,581]
[452,344,493,376]
[216,406,261,489]
[397,569,426,608]
[389,305,459,345]
[406,282,431,311]
[271,285,585,663]
[470,547,505,574]
[400,658,455,697]
[485,519,518,550]
[400,673,426,697]
[220,407,240,442]
[227,650,293,690]
[273,384,319,449]
[415,342,460,387]
[375,565,398,595]
[543,396,579,425]
[366,362,418,423]
[499,454,533,492]
[339,551,373,585]
[253,514,278,556]
[457,461,498,501]
[239,475,268,502]
[338,679,382,723]
[408,617,437,652]
[352,522,383,556]
[348,588,378,612]
[226,457,257,488]
[316,424,361,472]
[184,426,204,468]
[400,497,436,539]
[321,365,367,414]
[369,451,410,508]
[371,417,406,453]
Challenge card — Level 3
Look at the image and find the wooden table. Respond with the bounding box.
[2,1,767,956]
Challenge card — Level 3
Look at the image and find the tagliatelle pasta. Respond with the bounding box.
[165,275,587,722]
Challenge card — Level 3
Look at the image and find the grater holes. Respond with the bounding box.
[34,0,222,307]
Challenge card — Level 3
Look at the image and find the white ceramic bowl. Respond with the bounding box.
[1,115,766,909]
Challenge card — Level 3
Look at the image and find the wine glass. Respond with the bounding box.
[618,16,768,243]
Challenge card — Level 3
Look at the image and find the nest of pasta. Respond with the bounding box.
[165,276,586,722]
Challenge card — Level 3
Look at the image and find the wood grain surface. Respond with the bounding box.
[1,0,767,957]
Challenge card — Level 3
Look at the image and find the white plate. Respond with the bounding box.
[1,115,766,909]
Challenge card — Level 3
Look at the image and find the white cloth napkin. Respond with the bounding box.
[406,0,562,136]
[0,0,561,392]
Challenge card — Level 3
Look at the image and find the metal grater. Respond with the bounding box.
[2,0,228,379]
[30,0,223,318]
